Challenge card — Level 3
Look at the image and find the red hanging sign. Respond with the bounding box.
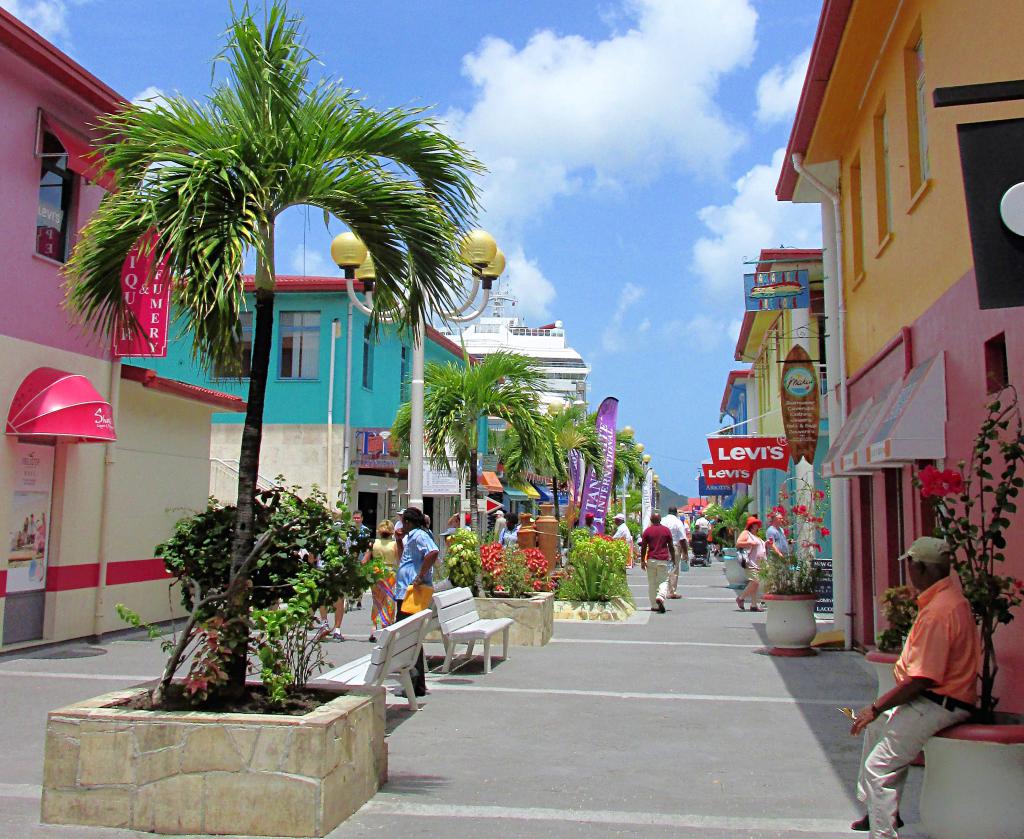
[112,230,171,358]
[702,461,752,485]
[706,435,790,473]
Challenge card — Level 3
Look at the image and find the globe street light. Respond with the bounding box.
[331,230,502,512]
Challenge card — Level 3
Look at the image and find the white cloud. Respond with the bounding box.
[601,282,645,353]
[131,86,169,110]
[755,48,810,125]
[688,147,821,346]
[287,243,330,276]
[501,247,556,322]
[1,0,69,42]
[448,0,759,235]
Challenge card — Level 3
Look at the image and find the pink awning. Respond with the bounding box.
[6,367,116,443]
[41,113,117,192]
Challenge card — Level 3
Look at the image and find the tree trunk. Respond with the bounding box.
[469,467,481,542]
[552,477,561,521]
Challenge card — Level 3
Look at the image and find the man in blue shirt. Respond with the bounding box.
[766,511,790,557]
[394,507,439,697]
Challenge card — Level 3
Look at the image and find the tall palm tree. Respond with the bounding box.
[64,2,481,690]
[392,351,544,533]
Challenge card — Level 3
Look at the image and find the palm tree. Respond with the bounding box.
[64,2,481,690]
[705,494,754,546]
[392,351,544,533]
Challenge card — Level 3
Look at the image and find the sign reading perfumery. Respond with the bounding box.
[707,435,790,474]
[780,345,820,466]
[112,230,171,358]
[743,269,810,312]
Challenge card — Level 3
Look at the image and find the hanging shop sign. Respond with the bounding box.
[702,461,751,486]
[743,269,810,312]
[698,475,734,496]
[706,435,790,474]
[578,397,618,535]
[354,428,400,470]
[422,463,460,496]
[780,345,820,466]
[112,230,172,358]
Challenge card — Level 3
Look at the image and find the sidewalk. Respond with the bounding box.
[0,564,929,838]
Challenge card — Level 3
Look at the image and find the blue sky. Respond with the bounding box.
[6,0,824,494]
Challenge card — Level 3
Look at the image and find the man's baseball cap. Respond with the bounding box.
[613,513,625,521]
[899,537,953,566]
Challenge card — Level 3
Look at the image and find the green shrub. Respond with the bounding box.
[558,534,631,602]
[444,529,481,593]
[757,551,822,596]
[876,585,918,652]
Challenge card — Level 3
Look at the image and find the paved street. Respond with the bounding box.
[0,564,929,838]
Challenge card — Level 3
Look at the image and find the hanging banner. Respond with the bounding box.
[702,461,752,486]
[781,345,820,466]
[112,230,172,358]
[579,396,618,534]
[707,435,790,473]
[567,448,584,507]
[641,467,654,531]
[744,269,810,311]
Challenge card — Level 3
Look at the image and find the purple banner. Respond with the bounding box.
[568,449,583,507]
[579,397,619,534]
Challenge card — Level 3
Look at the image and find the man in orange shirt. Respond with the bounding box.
[849,537,978,837]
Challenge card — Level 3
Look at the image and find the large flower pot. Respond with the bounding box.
[920,722,1024,839]
[723,551,747,589]
[865,650,899,697]
[763,593,818,656]
[475,591,554,646]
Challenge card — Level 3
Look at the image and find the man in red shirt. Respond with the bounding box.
[640,511,676,613]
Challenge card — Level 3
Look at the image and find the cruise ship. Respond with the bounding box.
[440,289,591,408]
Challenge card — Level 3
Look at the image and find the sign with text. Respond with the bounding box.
[578,396,619,535]
[6,444,54,594]
[112,230,171,358]
[707,435,790,475]
[354,428,399,470]
[780,345,820,466]
[698,475,734,496]
[422,463,460,496]
[702,461,751,486]
[813,558,833,614]
[744,269,810,312]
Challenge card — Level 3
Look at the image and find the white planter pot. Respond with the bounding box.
[723,558,747,589]
[763,594,817,655]
[865,651,899,697]
[921,723,1024,839]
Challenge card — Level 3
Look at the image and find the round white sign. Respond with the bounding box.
[999,181,1024,236]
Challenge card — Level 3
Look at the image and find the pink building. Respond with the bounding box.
[0,10,243,648]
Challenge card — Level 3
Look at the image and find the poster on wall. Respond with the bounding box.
[780,345,820,466]
[6,444,54,594]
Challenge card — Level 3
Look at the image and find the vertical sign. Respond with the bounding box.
[780,345,820,466]
[641,467,654,532]
[6,444,54,593]
[579,396,619,534]
[112,230,171,358]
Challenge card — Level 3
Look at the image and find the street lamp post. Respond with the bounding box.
[331,230,504,513]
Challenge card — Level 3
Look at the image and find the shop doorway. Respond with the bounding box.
[4,443,55,645]
[357,491,378,532]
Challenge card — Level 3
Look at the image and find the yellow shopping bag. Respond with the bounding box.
[399,583,434,615]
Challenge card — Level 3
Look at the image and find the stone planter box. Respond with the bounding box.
[41,684,387,837]
[475,591,554,646]
[554,597,636,621]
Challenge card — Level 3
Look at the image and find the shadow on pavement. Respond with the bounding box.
[382,771,451,795]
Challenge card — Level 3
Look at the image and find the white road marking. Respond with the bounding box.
[551,638,761,649]
[0,783,41,800]
[358,797,856,835]
[0,669,153,681]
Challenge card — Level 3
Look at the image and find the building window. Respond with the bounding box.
[36,132,74,262]
[362,324,374,389]
[849,154,865,279]
[279,311,319,379]
[215,311,254,378]
[873,108,893,241]
[984,332,1009,394]
[905,32,931,194]
[399,344,410,401]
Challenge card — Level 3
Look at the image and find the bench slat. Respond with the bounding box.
[432,587,474,608]
[437,599,479,625]
[449,617,513,640]
[442,611,482,633]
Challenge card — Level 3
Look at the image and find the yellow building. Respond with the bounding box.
[778,0,1024,708]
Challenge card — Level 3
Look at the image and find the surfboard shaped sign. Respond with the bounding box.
[781,344,820,466]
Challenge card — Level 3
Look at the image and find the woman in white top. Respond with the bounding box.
[734,514,767,611]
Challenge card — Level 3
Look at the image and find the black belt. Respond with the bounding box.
[921,690,974,713]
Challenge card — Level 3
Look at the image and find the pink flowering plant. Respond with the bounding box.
[758,480,829,595]
[915,391,1024,719]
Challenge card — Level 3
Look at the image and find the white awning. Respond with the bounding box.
[835,382,902,476]
[822,398,875,479]
[863,353,946,466]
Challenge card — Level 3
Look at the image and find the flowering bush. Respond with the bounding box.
[876,585,918,653]
[480,543,552,596]
[759,480,829,595]
[915,392,1024,719]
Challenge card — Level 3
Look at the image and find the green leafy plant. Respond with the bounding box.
[444,528,481,593]
[558,534,631,602]
[495,550,531,598]
[705,494,753,546]
[757,551,823,596]
[915,390,1024,719]
[876,585,918,653]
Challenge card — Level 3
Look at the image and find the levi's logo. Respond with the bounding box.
[712,444,786,461]
[708,467,751,480]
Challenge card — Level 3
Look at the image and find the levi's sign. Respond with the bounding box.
[706,435,790,474]
[112,230,171,358]
[702,462,751,485]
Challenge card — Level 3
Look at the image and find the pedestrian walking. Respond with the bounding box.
[848,538,977,837]
[640,511,676,613]
[393,506,439,698]
[493,508,507,542]
[500,512,520,547]
[661,506,688,599]
[368,520,399,642]
[766,511,790,557]
[734,514,772,611]
[320,509,373,640]
[584,512,598,535]
[611,512,635,567]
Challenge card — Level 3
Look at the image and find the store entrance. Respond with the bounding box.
[357,491,379,532]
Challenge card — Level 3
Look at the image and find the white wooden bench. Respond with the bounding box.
[318,609,431,710]
[432,587,513,674]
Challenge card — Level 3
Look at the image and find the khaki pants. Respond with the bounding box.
[646,560,671,605]
[668,540,687,594]
[857,696,970,838]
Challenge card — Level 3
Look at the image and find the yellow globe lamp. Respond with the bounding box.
[636,443,645,453]
[481,248,506,279]
[546,402,561,415]
[330,232,367,270]
[354,253,376,281]
[622,425,634,437]
[459,229,498,269]
[642,453,652,464]
[653,473,660,483]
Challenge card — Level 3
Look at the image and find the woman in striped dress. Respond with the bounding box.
[369,520,399,641]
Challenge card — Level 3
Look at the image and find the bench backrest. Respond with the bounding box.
[432,586,481,636]
[363,608,430,685]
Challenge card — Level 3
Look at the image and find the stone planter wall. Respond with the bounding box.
[554,597,636,621]
[41,685,387,837]
[475,591,554,646]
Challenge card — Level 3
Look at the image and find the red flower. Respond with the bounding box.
[919,466,964,498]
[814,489,826,500]
[821,527,830,537]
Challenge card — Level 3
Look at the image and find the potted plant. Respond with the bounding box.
[474,544,555,646]
[912,393,1024,839]
[41,485,387,836]
[554,532,635,621]
[757,485,827,656]
[865,585,918,696]
[706,495,753,589]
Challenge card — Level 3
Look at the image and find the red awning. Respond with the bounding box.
[41,113,116,192]
[6,367,116,443]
